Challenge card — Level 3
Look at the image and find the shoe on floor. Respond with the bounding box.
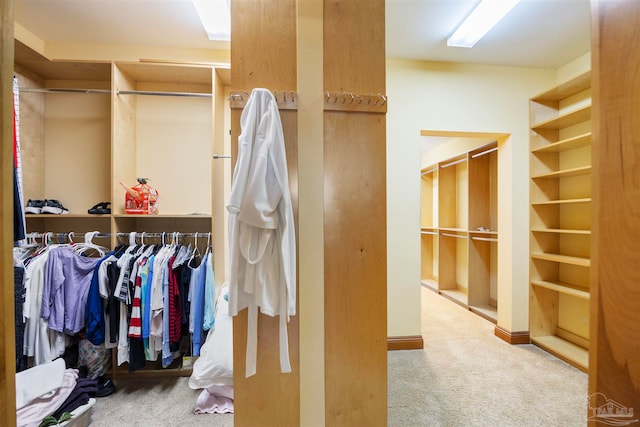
[41,199,69,215]
[88,201,111,215]
[25,199,45,214]
[94,376,116,398]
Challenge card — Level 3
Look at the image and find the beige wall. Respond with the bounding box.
[386,59,557,335]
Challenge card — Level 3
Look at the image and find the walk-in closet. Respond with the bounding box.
[2,1,639,426]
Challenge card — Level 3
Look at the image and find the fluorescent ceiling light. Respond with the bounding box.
[447,0,520,48]
[192,0,231,42]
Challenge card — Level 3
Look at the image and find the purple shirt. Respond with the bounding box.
[41,246,101,335]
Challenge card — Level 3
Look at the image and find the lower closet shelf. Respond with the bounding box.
[439,288,468,307]
[531,335,588,371]
[469,304,497,323]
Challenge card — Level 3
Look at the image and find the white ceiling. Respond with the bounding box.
[14,0,591,68]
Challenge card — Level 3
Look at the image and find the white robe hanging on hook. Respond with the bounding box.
[226,87,296,377]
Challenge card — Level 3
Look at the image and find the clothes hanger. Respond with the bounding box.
[73,231,107,257]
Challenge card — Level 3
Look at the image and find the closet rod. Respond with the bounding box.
[471,146,498,159]
[19,87,111,95]
[471,236,498,242]
[421,167,436,176]
[421,231,437,235]
[115,232,211,238]
[116,89,212,98]
[441,233,467,239]
[440,157,467,168]
[25,232,111,240]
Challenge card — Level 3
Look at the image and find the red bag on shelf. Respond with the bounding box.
[122,178,159,215]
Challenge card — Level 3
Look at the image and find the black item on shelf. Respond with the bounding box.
[88,202,111,215]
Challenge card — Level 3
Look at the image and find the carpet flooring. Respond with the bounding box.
[87,285,587,426]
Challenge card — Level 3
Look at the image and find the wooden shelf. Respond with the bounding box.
[531,228,591,235]
[113,214,212,219]
[531,165,591,180]
[422,141,498,326]
[531,335,588,372]
[531,105,591,131]
[531,280,590,300]
[439,288,468,307]
[26,213,111,218]
[532,71,591,102]
[531,132,591,154]
[529,72,592,371]
[531,252,591,267]
[469,304,497,324]
[421,279,438,292]
[531,198,591,206]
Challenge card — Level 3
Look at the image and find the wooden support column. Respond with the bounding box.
[323,1,387,425]
[589,0,640,419]
[230,1,300,426]
[1,0,17,425]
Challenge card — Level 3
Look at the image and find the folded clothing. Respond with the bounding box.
[15,358,66,410]
[52,378,98,419]
[16,368,78,427]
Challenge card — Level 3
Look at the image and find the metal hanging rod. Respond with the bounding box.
[440,157,468,168]
[441,233,467,239]
[213,154,232,159]
[115,232,211,238]
[471,236,498,242]
[421,231,438,235]
[116,89,212,98]
[26,231,111,238]
[421,167,437,176]
[19,87,213,98]
[19,87,111,95]
[471,146,498,159]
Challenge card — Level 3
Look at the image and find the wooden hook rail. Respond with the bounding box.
[229,89,298,110]
[324,91,387,113]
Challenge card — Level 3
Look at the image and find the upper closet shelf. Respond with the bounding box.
[531,133,592,154]
[531,105,591,131]
[531,198,591,206]
[532,165,591,180]
[532,71,591,102]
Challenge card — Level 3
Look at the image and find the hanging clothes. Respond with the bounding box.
[23,244,66,366]
[226,88,296,377]
[41,246,101,336]
[14,257,27,372]
[13,76,26,243]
